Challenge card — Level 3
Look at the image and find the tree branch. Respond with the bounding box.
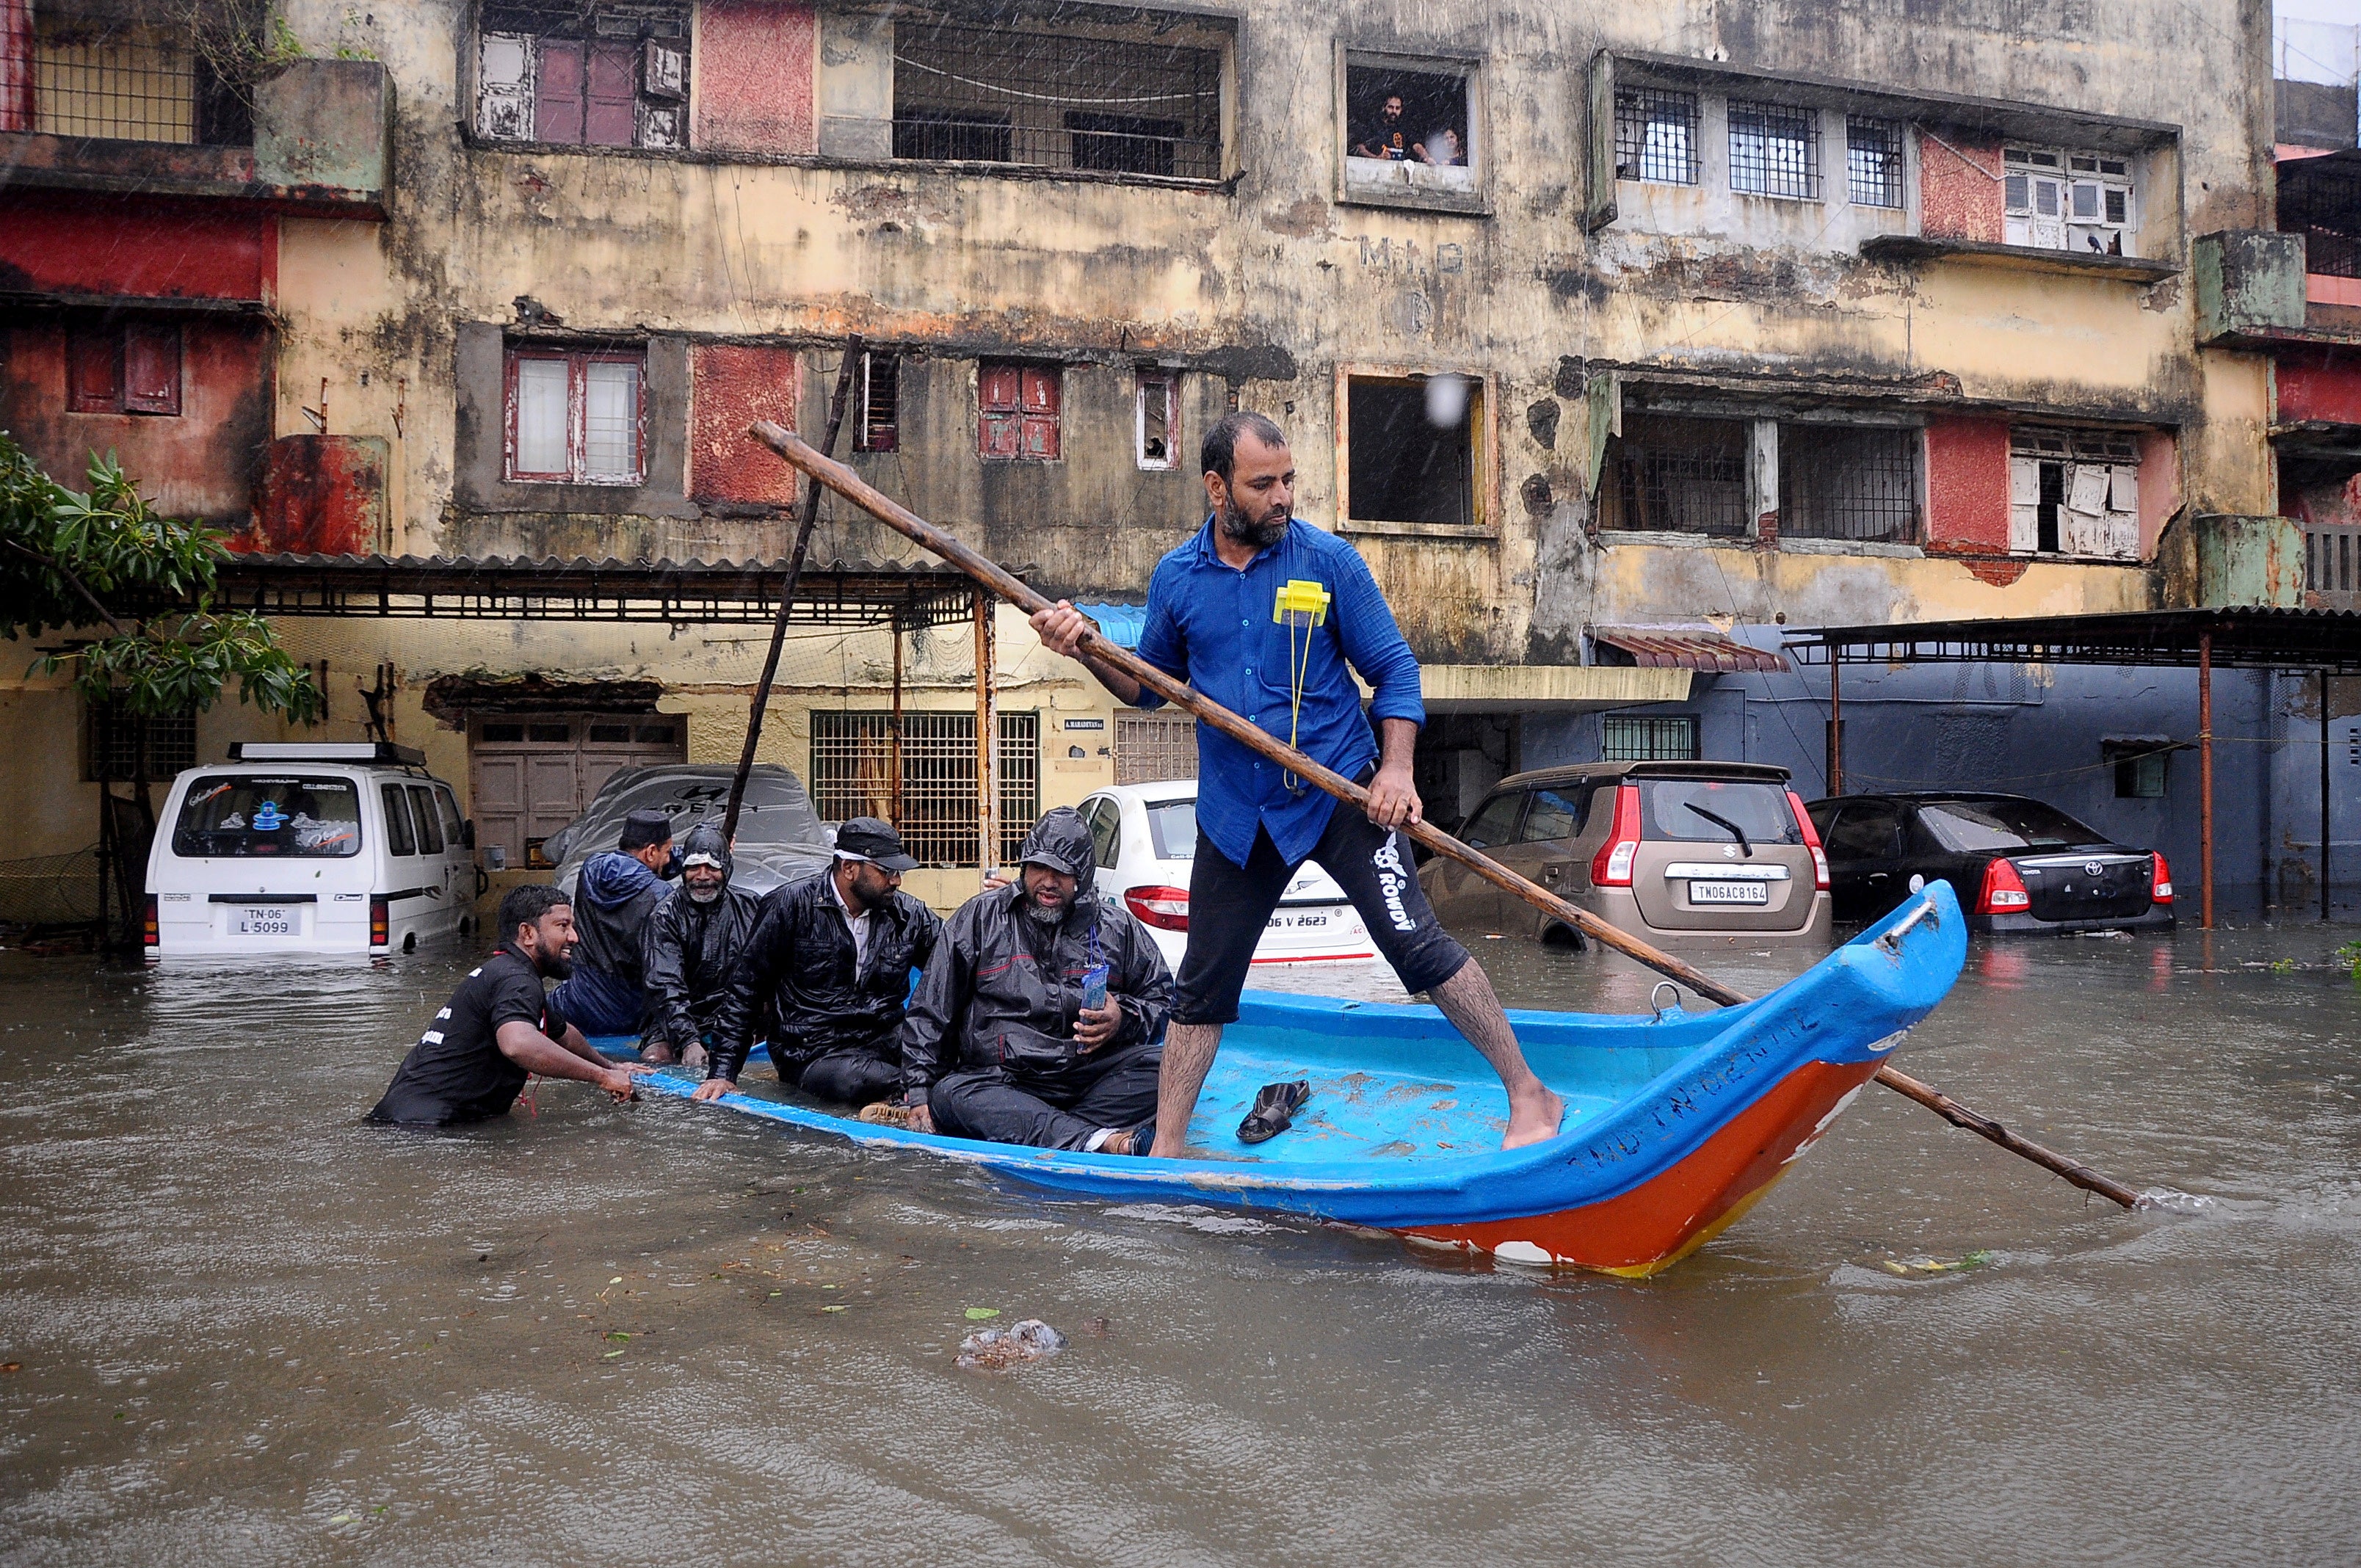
[2,537,133,639]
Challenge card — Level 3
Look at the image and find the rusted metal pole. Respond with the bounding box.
[973,589,997,888]
[2323,669,2334,923]
[747,421,2149,1210]
[890,612,905,827]
[725,338,863,841]
[2199,630,2214,931]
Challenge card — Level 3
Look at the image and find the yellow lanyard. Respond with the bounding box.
[1273,579,1331,794]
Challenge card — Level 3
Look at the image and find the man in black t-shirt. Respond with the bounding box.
[1352,93,1410,161]
[369,885,647,1126]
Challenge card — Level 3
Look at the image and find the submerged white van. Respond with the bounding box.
[145,742,480,957]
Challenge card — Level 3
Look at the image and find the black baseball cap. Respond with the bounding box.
[834,816,918,872]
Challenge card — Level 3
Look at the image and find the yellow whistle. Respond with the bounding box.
[1273,578,1330,624]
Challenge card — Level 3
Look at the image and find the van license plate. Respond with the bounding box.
[1689,882,1768,906]
[231,907,294,936]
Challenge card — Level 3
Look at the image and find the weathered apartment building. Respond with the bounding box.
[2,0,2316,910]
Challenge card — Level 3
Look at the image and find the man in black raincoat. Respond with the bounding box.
[694,818,943,1106]
[549,808,676,1038]
[639,821,761,1069]
[901,807,1172,1154]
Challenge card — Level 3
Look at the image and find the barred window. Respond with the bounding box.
[1846,117,1904,208]
[1610,414,1750,536]
[1602,716,1700,763]
[29,15,246,145]
[1614,87,1698,185]
[892,21,1223,179]
[1729,100,1820,200]
[87,700,196,782]
[810,711,1040,865]
[1778,425,1919,544]
[1115,711,1197,784]
[855,352,899,454]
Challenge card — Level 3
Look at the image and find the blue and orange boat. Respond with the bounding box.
[603,883,1965,1277]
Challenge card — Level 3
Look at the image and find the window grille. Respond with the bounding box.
[892,21,1222,179]
[2306,526,2361,598]
[1115,711,1197,784]
[1611,415,1749,536]
[1846,117,1904,208]
[1729,100,1820,200]
[855,352,900,453]
[33,21,196,143]
[87,700,195,782]
[2279,155,2361,280]
[1614,87,1698,185]
[810,711,1040,865]
[1778,425,1919,543]
[1602,715,1700,763]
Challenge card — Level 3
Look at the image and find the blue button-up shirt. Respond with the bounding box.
[1131,518,1424,866]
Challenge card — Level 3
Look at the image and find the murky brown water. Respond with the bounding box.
[3,923,2358,1566]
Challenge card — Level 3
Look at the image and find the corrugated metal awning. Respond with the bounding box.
[1591,626,1789,673]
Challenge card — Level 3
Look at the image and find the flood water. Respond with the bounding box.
[2,922,2358,1566]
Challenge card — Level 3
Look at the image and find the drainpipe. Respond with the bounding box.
[2324,669,2335,923]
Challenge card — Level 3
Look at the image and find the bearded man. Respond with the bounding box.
[639,820,761,1070]
[694,818,942,1107]
[1028,411,1564,1157]
[368,883,647,1126]
[897,807,1172,1153]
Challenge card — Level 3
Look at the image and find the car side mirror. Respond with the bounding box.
[461,819,476,849]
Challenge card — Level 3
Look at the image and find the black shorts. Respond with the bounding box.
[1172,797,1470,1026]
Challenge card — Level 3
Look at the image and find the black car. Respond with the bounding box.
[1805,792,2175,934]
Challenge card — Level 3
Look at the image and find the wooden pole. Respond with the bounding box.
[2199,630,2214,932]
[1829,655,1843,795]
[2323,669,2334,923]
[724,337,863,841]
[974,588,997,889]
[748,421,2147,1209]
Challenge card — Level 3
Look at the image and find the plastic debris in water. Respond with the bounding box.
[1878,1250,1995,1277]
[955,1318,1066,1371]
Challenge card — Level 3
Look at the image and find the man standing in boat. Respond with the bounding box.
[1029,411,1563,1156]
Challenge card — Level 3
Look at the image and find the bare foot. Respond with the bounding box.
[1501,1083,1564,1150]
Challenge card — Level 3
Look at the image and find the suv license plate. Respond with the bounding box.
[1689,881,1768,907]
[231,907,295,936]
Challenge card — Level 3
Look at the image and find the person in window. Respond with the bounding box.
[896,808,1172,1154]
[639,821,760,1070]
[549,809,677,1039]
[1352,92,1411,161]
[1026,412,1564,1157]
[692,819,943,1109]
[1416,126,1467,167]
[369,884,647,1126]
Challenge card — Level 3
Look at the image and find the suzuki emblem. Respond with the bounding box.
[1722,844,1738,859]
[2083,860,2103,877]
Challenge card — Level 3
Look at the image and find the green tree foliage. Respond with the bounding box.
[1,434,323,725]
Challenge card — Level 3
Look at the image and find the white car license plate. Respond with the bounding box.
[1267,910,1334,931]
[231,907,295,936]
[1689,881,1768,907]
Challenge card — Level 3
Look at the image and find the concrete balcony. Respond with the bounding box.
[0,59,390,218]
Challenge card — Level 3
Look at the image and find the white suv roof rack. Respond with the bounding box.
[225,741,427,766]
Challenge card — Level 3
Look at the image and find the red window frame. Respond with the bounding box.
[979,362,1061,461]
[503,345,648,484]
[65,321,181,416]
[534,37,639,148]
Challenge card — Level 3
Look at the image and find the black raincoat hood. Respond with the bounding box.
[1017,807,1096,882]
[678,820,733,885]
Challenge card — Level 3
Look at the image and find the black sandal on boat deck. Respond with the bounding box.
[1238,1080,1312,1144]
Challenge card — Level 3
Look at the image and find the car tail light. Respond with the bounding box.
[369,896,391,948]
[1589,784,1643,887]
[1787,790,1830,891]
[2150,852,2174,904]
[142,894,159,948]
[1123,885,1190,931]
[1977,858,2032,914]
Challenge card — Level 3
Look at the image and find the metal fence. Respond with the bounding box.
[891,22,1222,179]
[810,710,1040,865]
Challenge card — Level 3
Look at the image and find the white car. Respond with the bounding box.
[145,742,479,957]
[1075,781,1377,970]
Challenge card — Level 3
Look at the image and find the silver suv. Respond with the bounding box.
[1420,762,1832,949]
